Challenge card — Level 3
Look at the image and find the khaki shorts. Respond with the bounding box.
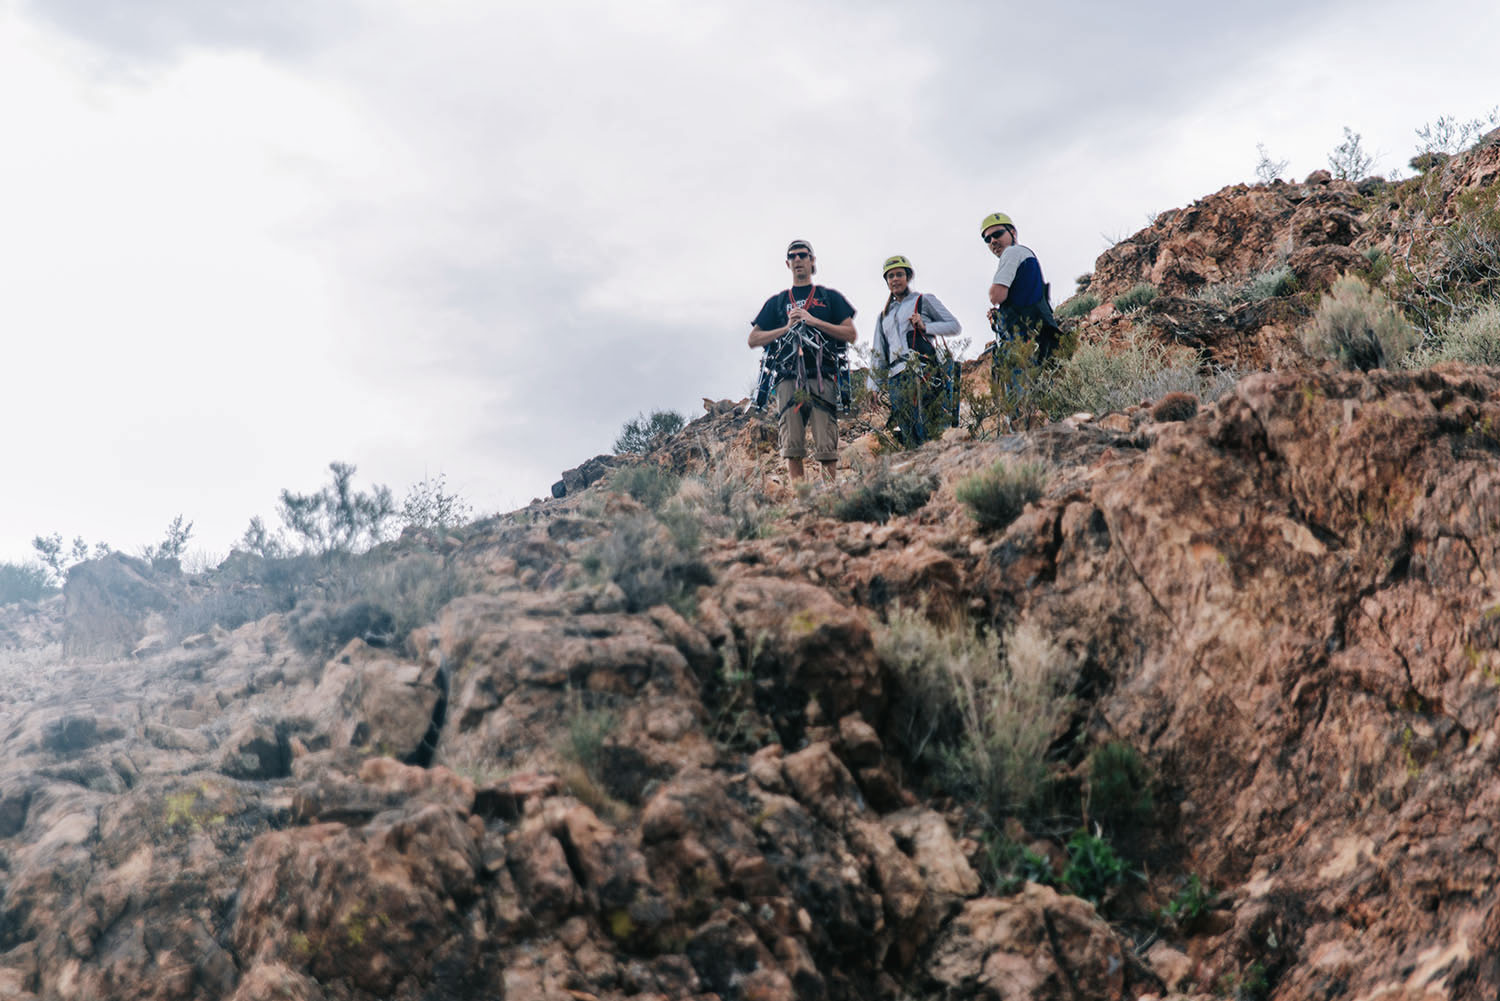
[775,379,839,461]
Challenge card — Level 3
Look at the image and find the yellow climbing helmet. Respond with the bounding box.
[980,212,1015,238]
[882,254,914,277]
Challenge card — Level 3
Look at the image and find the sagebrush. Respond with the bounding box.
[1112,283,1158,313]
[1302,276,1418,371]
[956,460,1047,531]
[614,409,686,455]
[579,512,712,614]
[0,562,52,606]
[1407,298,1500,367]
[877,608,1076,819]
[1040,328,1235,418]
[825,465,937,523]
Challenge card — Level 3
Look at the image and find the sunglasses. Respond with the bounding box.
[787,251,811,260]
[983,230,1008,244]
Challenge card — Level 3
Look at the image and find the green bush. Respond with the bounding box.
[1328,125,1374,180]
[1061,829,1128,905]
[671,464,777,541]
[1408,297,1500,367]
[978,831,1058,895]
[1086,741,1155,836]
[276,462,396,555]
[956,460,1048,531]
[613,409,686,455]
[876,609,1077,819]
[331,550,466,640]
[558,689,618,781]
[1191,283,1242,307]
[31,533,110,586]
[400,473,473,532]
[825,466,937,523]
[1161,873,1217,928]
[580,512,712,614]
[1042,328,1236,418]
[139,515,193,571]
[609,464,681,511]
[0,562,53,606]
[1244,265,1298,302]
[1302,276,1418,371]
[1056,293,1099,320]
[1112,283,1158,313]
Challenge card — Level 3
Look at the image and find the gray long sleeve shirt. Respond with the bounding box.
[872,291,961,379]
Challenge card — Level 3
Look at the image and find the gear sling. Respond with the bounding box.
[753,285,850,415]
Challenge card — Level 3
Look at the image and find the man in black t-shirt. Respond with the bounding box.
[749,240,857,482]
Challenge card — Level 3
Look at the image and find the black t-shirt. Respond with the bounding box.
[751,284,856,379]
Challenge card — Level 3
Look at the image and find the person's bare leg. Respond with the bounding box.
[820,459,838,483]
[787,457,806,480]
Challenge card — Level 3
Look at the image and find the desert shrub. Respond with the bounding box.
[978,831,1058,895]
[1409,298,1500,367]
[825,466,937,524]
[580,512,712,613]
[1055,293,1099,320]
[1409,151,1450,174]
[1254,142,1288,185]
[400,473,473,532]
[163,586,282,640]
[328,550,465,640]
[176,545,466,646]
[277,462,396,555]
[1061,829,1129,905]
[554,689,626,817]
[138,515,194,571]
[1244,265,1297,302]
[1086,741,1155,836]
[1112,283,1158,313]
[1150,392,1199,423]
[1191,283,1242,307]
[0,562,52,606]
[956,460,1047,531]
[289,599,396,654]
[613,409,686,455]
[1414,107,1499,157]
[877,609,1076,819]
[1302,276,1418,371]
[559,690,617,779]
[672,464,777,541]
[958,377,1005,440]
[1390,184,1500,332]
[31,534,110,586]
[609,464,681,511]
[1328,126,1374,180]
[880,358,965,451]
[1161,874,1217,929]
[1039,328,1236,418]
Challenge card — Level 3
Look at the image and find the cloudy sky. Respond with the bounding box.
[2,0,1497,564]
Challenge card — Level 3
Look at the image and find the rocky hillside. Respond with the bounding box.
[0,135,1498,1001]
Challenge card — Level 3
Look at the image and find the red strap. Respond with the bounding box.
[786,285,820,317]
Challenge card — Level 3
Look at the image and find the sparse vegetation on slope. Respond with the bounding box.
[956,460,1047,531]
[613,408,686,455]
[878,608,1076,820]
[1302,276,1418,370]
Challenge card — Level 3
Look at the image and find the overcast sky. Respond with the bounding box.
[2,0,1497,564]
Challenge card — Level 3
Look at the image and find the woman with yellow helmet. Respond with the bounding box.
[871,254,961,448]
